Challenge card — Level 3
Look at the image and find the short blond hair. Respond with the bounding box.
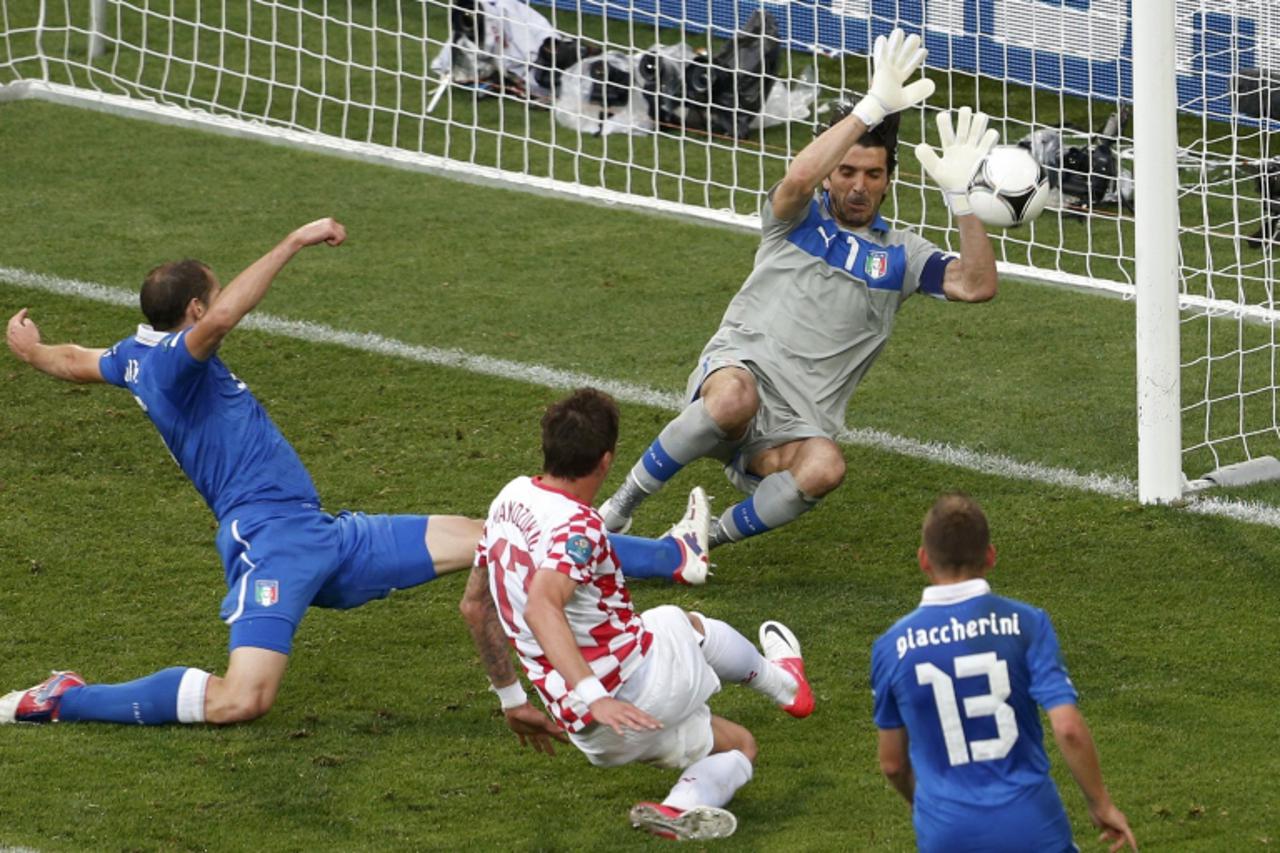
[921,492,990,575]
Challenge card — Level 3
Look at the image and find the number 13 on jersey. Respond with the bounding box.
[916,651,1018,766]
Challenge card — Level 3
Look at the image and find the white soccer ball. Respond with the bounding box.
[967,145,1050,228]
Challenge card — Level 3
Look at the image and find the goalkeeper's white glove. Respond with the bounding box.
[852,29,936,130]
[915,106,1000,217]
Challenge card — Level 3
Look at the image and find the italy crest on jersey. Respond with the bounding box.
[254,579,280,607]
[864,251,889,280]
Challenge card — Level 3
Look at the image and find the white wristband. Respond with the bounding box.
[851,93,888,129]
[573,676,609,706]
[491,680,527,711]
[943,190,973,217]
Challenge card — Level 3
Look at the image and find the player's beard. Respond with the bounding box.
[832,189,877,230]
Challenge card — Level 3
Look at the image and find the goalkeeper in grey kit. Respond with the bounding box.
[601,30,1001,547]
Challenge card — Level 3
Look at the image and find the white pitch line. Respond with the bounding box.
[5,264,1280,529]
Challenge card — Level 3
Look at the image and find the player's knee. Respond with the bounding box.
[684,610,704,636]
[732,729,759,763]
[713,718,758,762]
[794,442,846,496]
[214,693,274,724]
[702,374,758,433]
[815,452,847,494]
[204,678,276,724]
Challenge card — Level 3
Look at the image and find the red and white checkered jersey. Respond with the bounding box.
[477,475,652,733]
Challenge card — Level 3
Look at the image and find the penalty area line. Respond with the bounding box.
[5,264,1280,530]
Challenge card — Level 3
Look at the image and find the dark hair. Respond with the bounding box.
[820,103,900,174]
[921,492,990,575]
[541,388,620,479]
[140,259,215,331]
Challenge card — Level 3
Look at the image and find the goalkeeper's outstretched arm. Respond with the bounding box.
[773,29,935,220]
[943,213,999,302]
[915,107,1000,302]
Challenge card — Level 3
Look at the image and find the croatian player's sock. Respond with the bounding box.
[613,401,728,514]
[56,667,211,725]
[693,614,798,706]
[610,534,683,580]
[710,470,817,547]
[662,749,753,810]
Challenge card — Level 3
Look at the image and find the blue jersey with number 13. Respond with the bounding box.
[871,579,1079,852]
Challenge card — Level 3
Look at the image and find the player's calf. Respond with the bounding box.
[709,470,819,548]
[604,399,731,531]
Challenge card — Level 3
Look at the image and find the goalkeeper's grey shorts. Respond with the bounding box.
[685,351,827,496]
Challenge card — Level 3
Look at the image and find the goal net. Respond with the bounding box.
[0,0,1277,497]
[1174,2,1280,490]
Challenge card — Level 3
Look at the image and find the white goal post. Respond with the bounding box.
[1,0,1278,502]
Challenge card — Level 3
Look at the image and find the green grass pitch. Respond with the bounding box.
[0,98,1278,850]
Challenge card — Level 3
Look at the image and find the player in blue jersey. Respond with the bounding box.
[871,493,1137,852]
[2,218,704,732]
[600,30,1001,549]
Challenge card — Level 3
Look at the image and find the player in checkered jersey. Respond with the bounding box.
[460,388,815,841]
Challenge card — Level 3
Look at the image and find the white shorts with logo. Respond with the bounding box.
[568,605,721,770]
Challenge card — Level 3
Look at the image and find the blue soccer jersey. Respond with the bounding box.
[871,579,1079,852]
[98,325,320,519]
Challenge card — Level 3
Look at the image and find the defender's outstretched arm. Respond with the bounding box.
[185,217,346,361]
[6,308,105,383]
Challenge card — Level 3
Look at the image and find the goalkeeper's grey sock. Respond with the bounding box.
[710,470,818,547]
[612,400,728,516]
[661,749,753,811]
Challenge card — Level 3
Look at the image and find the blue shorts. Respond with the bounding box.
[215,506,436,655]
[915,778,1076,853]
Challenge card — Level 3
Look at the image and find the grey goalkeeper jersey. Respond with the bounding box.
[699,189,955,437]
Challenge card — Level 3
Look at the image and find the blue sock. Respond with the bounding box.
[612,534,682,580]
[57,666,188,725]
[712,471,817,546]
[721,496,773,541]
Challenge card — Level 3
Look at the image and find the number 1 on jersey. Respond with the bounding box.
[915,651,1018,766]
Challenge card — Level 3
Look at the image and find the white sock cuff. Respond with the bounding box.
[724,748,754,783]
[176,668,211,724]
[663,748,755,811]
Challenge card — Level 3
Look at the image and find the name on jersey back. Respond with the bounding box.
[490,499,544,550]
[896,611,1022,660]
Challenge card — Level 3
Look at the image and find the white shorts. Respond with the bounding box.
[569,605,721,770]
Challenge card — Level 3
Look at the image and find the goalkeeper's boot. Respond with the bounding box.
[665,487,711,586]
[599,475,640,535]
[759,621,814,719]
[0,670,86,723]
[629,802,737,841]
